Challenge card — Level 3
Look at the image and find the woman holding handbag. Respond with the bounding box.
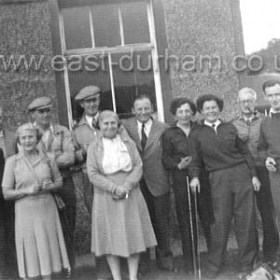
[2,123,70,280]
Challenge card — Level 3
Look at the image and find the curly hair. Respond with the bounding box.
[196,94,224,113]
[169,97,196,116]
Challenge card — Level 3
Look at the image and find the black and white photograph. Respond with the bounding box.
[0,0,280,280]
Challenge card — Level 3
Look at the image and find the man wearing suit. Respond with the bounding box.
[0,106,17,278]
[122,95,173,270]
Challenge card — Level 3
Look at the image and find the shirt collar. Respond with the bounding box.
[269,108,280,118]
[204,119,221,128]
[137,118,153,129]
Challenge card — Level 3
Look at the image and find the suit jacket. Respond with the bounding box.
[122,117,170,197]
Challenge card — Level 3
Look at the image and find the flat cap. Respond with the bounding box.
[75,85,101,101]
[28,96,53,111]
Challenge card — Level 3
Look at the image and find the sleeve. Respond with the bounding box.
[55,127,75,168]
[2,157,15,190]
[162,131,179,170]
[188,129,203,178]
[72,129,85,164]
[49,159,63,187]
[124,141,143,190]
[86,142,116,193]
[257,121,268,163]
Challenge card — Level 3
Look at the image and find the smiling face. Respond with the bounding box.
[99,115,119,139]
[19,129,38,152]
[132,98,153,123]
[175,102,193,126]
[265,84,280,111]
[80,95,100,117]
[201,100,221,123]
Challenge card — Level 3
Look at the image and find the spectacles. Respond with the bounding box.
[37,108,51,114]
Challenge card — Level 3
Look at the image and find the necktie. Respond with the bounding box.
[92,118,97,128]
[212,123,216,130]
[141,123,147,149]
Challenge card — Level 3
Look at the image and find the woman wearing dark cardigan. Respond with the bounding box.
[162,97,212,274]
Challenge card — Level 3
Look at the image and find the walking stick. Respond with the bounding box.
[194,189,201,280]
[186,176,198,280]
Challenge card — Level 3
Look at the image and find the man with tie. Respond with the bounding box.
[259,80,280,261]
[233,87,279,265]
[122,94,173,271]
[73,86,112,280]
[28,97,76,272]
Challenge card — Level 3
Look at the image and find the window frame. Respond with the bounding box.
[48,0,172,128]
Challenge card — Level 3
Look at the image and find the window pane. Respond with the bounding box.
[66,54,112,122]
[91,4,121,48]
[111,50,156,119]
[62,7,92,50]
[121,2,150,45]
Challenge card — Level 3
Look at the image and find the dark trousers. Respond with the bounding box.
[140,179,171,254]
[58,175,77,269]
[208,164,257,273]
[255,166,279,262]
[82,172,93,215]
[172,169,212,271]
[0,222,4,275]
[0,199,17,277]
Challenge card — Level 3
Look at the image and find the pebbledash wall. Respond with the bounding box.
[0,0,244,252]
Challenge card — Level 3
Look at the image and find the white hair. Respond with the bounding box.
[238,87,257,101]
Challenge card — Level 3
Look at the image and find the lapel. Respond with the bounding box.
[144,120,161,151]
[127,118,142,152]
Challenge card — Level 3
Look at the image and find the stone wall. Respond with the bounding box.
[161,0,242,120]
[0,0,57,128]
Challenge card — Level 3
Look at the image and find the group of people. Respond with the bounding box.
[0,79,280,280]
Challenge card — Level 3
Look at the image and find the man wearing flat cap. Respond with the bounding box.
[73,85,101,213]
[73,86,111,280]
[28,96,77,271]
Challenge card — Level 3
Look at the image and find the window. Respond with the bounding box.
[52,0,165,127]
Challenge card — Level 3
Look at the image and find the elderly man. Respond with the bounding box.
[73,86,112,280]
[28,96,76,271]
[233,87,279,265]
[122,94,173,271]
[0,106,17,278]
[259,80,280,265]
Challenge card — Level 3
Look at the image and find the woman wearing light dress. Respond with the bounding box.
[87,110,156,280]
[2,123,70,280]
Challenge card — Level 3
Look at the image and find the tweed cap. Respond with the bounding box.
[28,96,53,111]
[75,85,101,101]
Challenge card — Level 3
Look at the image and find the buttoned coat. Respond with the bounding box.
[122,117,170,197]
